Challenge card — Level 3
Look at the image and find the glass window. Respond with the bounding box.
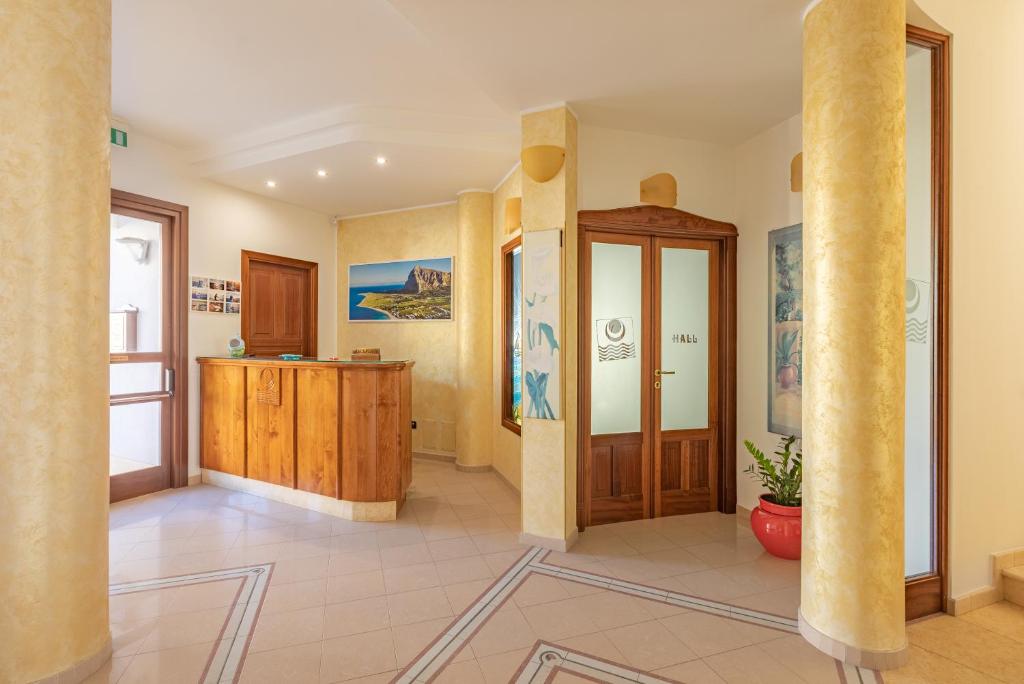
[502,237,523,431]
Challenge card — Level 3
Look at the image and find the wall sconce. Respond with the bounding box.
[791,152,803,192]
[639,173,677,208]
[521,145,566,183]
[505,197,522,233]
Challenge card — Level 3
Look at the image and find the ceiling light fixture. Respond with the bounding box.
[265,180,277,188]
[317,169,328,177]
[375,156,388,166]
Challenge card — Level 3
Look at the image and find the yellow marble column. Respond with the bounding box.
[800,0,908,670]
[519,106,579,549]
[0,1,112,681]
[456,191,495,470]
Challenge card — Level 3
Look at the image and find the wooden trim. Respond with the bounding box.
[577,206,738,530]
[110,189,189,500]
[240,249,319,358]
[905,24,950,620]
[501,235,523,435]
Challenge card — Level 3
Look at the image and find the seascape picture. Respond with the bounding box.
[348,257,453,321]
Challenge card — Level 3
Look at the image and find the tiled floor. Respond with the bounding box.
[89,460,1024,683]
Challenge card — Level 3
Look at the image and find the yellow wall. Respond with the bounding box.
[914,0,1024,599]
[492,166,523,489]
[337,204,458,457]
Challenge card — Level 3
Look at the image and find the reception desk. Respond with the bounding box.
[197,356,413,520]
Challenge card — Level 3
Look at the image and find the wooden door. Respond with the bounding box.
[109,191,189,503]
[241,250,318,357]
[653,237,720,517]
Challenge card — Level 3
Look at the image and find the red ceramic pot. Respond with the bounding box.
[750,495,801,560]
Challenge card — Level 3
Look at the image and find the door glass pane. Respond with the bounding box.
[110,362,163,395]
[511,245,523,424]
[905,43,935,578]
[110,401,162,475]
[110,213,162,353]
[591,242,642,434]
[660,248,709,431]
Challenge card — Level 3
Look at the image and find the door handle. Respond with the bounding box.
[165,368,175,396]
[655,369,675,376]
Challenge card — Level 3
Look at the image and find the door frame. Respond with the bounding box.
[110,189,190,501]
[577,206,738,529]
[905,23,951,620]
[240,250,319,357]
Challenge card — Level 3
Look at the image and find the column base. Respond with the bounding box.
[798,608,909,671]
[31,636,111,684]
[519,529,579,552]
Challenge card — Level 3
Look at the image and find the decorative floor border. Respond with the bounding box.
[394,548,883,683]
[109,564,273,684]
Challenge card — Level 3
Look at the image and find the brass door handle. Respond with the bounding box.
[655,369,675,376]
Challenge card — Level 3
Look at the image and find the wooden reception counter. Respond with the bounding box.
[197,356,413,520]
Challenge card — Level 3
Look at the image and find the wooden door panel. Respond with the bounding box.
[658,431,717,516]
[589,432,644,525]
[200,364,246,477]
[249,268,277,339]
[340,370,378,501]
[246,366,296,487]
[296,368,339,497]
[242,251,318,357]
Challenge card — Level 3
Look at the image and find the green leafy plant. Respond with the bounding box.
[743,435,802,507]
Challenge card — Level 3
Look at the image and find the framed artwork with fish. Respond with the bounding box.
[768,224,802,436]
[523,229,561,420]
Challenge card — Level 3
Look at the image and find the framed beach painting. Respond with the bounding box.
[348,257,453,321]
[768,224,802,436]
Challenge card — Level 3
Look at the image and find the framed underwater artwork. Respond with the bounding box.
[768,224,802,437]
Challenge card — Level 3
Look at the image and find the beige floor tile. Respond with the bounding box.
[118,640,215,684]
[476,647,535,684]
[672,568,751,601]
[427,536,481,561]
[652,658,728,684]
[239,641,322,684]
[569,590,655,631]
[386,586,454,626]
[383,561,441,593]
[139,605,231,653]
[82,655,131,684]
[521,598,601,640]
[687,538,767,567]
[756,634,843,682]
[375,526,426,548]
[340,671,397,684]
[249,605,325,652]
[961,601,1024,644]
[326,570,386,604]
[319,629,396,683]
[468,604,539,658]
[111,618,158,658]
[604,619,698,669]
[324,595,390,638]
[271,555,330,585]
[434,555,494,586]
[909,613,1024,682]
[729,585,801,619]
[444,578,496,613]
[261,577,327,614]
[462,515,509,537]
[432,658,485,683]
[392,616,456,666]
[472,530,522,555]
[659,611,784,657]
[380,542,433,568]
[513,574,573,607]
[553,631,626,662]
[327,549,382,576]
[703,643,809,683]
[887,644,997,684]
[641,546,712,576]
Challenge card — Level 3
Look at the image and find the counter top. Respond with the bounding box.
[196,356,414,370]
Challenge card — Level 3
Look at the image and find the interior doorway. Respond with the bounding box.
[577,206,737,528]
[109,190,189,502]
[240,250,318,357]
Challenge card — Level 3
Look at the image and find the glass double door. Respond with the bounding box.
[583,231,720,525]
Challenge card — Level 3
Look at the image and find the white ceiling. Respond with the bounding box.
[112,0,805,217]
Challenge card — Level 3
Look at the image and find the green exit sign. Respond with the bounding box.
[110,128,128,147]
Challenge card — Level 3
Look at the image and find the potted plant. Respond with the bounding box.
[743,435,802,560]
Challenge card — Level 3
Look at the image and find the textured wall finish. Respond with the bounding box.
[0,1,113,681]
[338,205,458,456]
[800,0,908,668]
[520,107,578,544]
[456,191,494,468]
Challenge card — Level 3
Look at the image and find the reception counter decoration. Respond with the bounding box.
[197,356,413,521]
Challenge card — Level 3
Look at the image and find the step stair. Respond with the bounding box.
[1003,566,1024,607]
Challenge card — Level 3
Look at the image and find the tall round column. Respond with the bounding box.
[455,191,494,470]
[0,1,112,681]
[800,0,908,670]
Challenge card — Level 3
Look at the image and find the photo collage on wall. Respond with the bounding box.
[191,276,241,314]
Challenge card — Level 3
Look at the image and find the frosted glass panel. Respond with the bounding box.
[660,248,709,431]
[110,402,162,475]
[905,43,935,578]
[110,213,163,352]
[110,362,163,395]
[591,242,642,434]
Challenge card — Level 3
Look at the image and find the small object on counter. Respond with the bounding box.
[352,347,381,361]
[228,336,245,358]
[328,356,339,361]
[279,353,302,361]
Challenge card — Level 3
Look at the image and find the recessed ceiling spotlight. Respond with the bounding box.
[317,169,328,177]
[265,180,277,188]
[375,155,388,166]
